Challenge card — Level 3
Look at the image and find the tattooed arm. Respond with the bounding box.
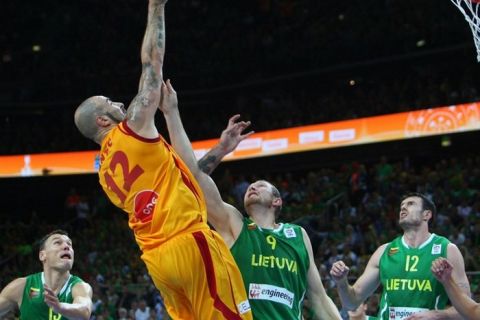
[160,81,250,246]
[198,114,253,175]
[126,0,167,138]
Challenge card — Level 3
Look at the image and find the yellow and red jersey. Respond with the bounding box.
[98,121,207,251]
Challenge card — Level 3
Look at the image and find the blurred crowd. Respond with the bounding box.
[1,0,480,155]
[1,0,480,319]
[1,152,479,319]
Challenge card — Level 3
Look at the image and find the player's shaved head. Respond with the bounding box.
[74,96,104,141]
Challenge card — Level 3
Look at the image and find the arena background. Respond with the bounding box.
[1,1,480,319]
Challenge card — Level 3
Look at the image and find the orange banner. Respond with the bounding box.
[1,102,479,177]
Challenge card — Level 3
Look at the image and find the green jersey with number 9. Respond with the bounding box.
[230,218,309,319]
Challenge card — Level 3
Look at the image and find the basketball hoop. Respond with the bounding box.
[450,0,480,61]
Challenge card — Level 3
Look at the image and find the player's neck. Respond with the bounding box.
[402,229,432,248]
[249,207,277,229]
[43,269,70,293]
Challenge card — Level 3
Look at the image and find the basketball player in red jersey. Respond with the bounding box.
[74,1,252,318]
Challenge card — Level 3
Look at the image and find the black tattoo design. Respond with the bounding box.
[198,155,219,175]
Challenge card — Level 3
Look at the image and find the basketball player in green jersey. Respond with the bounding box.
[432,257,480,320]
[330,193,470,319]
[0,230,92,319]
[159,80,341,320]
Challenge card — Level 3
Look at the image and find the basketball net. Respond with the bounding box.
[451,0,480,61]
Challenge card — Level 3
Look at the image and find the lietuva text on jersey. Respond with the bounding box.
[385,278,432,291]
[250,254,298,274]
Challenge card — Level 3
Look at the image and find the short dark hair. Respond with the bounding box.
[401,192,436,224]
[39,229,70,251]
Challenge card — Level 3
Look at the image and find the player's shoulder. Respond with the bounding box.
[1,277,27,302]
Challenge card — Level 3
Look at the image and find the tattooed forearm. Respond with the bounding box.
[156,15,165,49]
[198,156,220,175]
[141,63,160,90]
[138,2,165,92]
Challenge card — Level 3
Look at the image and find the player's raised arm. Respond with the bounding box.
[198,114,253,175]
[159,80,248,245]
[126,0,168,137]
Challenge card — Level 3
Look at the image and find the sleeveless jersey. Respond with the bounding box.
[98,121,207,251]
[20,272,83,320]
[230,218,309,319]
[377,234,450,320]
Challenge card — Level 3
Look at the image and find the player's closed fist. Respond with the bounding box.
[330,260,350,282]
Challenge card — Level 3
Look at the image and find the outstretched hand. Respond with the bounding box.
[44,285,63,314]
[159,79,178,114]
[431,257,453,283]
[218,115,254,154]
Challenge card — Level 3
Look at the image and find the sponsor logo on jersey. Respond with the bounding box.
[248,283,294,308]
[385,278,432,292]
[388,307,428,319]
[431,244,441,255]
[388,247,399,255]
[237,300,251,314]
[29,287,40,299]
[134,190,158,222]
[284,227,296,238]
[251,254,298,274]
[248,223,257,230]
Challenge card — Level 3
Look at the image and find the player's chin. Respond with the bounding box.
[58,259,74,270]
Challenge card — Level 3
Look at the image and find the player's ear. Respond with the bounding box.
[39,250,46,263]
[272,197,282,208]
[96,115,112,128]
[423,209,432,221]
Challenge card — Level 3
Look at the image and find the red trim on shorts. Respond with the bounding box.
[192,231,243,320]
[120,120,161,142]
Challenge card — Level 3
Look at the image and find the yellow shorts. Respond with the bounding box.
[141,229,252,320]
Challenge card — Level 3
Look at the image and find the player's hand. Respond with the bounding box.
[217,115,254,154]
[159,79,178,114]
[330,260,350,283]
[431,257,453,283]
[44,285,64,314]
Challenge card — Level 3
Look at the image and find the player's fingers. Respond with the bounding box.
[166,79,176,93]
[240,131,254,139]
[228,114,241,125]
[238,121,251,128]
[442,259,453,268]
[161,81,168,96]
[43,285,54,295]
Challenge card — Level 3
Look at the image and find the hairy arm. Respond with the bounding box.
[159,81,244,245]
[44,282,93,320]
[126,0,167,137]
[330,244,385,310]
[302,229,341,320]
[0,278,24,317]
